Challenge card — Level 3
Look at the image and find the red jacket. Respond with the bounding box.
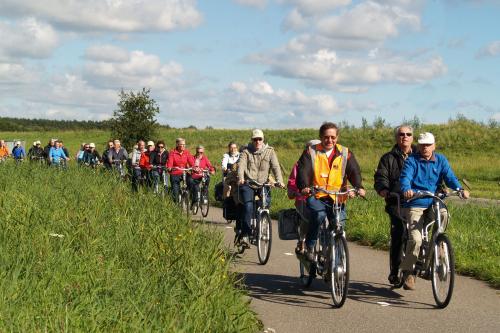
[191,155,215,180]
[139,151,153,170]
[167,149,195,176]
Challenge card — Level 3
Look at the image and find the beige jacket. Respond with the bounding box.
[238,143,283,185]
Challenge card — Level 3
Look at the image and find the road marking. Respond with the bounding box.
[225,226,232,229]
[377,301,391,307]
[284,252,294,256]
[264,328,276,333]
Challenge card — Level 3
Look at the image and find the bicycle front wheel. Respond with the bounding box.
[201,188,210,217]
[329,235,349,308]
[181,192,191,218]
[431,234,455,308]
[257,212,272,265]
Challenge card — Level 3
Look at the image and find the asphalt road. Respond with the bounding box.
[196,207,500,333]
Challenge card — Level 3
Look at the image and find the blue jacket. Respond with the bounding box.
[50,147,67,164]
[400,152,462,208]
[12,146,25,159]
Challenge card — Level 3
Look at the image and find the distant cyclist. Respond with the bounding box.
[296,122,365,262]
[190,145,215,205]
[28,140,44,162]
[49,140,69,166]
[59,140,70,160]
[237,129,284,248]
[221,142,240,177]
[0,140,10,161]
[131,140,146,191]
[399,132,469,290]
[43,139,56,165]
[12,141,26,163]
[82,143,101,167]
[149,140,169,191]
[102,140,114,170]
[139,141,156,187]
[108,139,128,172]
[167,138,195,203]
[75,143,86,164]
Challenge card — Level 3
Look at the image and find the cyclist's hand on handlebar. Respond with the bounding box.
[238,179,245,185]
[301,187,311,195]
[275,182,285,189]
[356,188,366,198]
[403,189,414,200]
[379,189,389,198]
[461,189,470,199]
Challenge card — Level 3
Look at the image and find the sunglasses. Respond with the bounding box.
[158,145,164,148]
[399,133,413,137]
[252,138,263,141]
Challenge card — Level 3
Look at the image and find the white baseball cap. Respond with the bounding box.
[418,132,435,144]
[89,143,95,148]
[252,129,264,139]
[147,141,155,146]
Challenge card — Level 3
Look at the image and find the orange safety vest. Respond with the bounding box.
[0,146,9,158]
[309,143,348,201]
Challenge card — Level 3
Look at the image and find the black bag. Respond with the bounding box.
[278,209,299,240]
[215,182,224,202]
[223,198,239,220]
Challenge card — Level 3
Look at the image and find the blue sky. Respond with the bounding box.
[0,0,499,128]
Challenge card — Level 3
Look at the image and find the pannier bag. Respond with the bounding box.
[223,198,239,220]
[214,181,224,202]
[278,208,299,240]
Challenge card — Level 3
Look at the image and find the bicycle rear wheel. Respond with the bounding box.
[329,235,349,308]
[201,187,209,217]
[257,212,272,265]
[191,192,199,215]
[431,234,455,308]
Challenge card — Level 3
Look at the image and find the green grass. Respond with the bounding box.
[0,162,260,332]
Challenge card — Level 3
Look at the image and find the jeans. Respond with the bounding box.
[387,208,404,275]
[190,176,210,203]
[305,196,346,248]
[170,175,183,203]
[152,169,168,192]
[237,184,271,237]
[131,168,144,192]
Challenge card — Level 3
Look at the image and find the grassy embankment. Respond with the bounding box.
[0,163,260,331]
[1,118,498,287]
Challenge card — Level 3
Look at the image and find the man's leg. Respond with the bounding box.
[304,196,328,261]
[152,170,160,192]
[170,175,181,203]
[400,207,426,290]
[388,210,404,282]
[238,184,255,238]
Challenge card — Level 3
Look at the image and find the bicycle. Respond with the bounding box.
[235,180,280,265]
[390,190,466,308]
[297,187,360,308]
[111,160,127,179]
[30,156,46,165]
[172,167,193,217]
[152,165,168,197]
[191,169,211,218]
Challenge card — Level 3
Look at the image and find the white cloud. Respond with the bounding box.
[280,0,352,16]
[234,0,268,8]
[84,45,130,63]
[282,8,308,31]
[316,1,420,43]
[476,41,500,58]
[252,48,446,91]
[0,18,58,60]
[0,0,202,33]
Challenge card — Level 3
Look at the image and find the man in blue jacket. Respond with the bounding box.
[12,141,26,162]
[399,132,469,290]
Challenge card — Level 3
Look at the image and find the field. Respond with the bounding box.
[0,164,260,332]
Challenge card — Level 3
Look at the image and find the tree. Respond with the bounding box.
[372,116,387,129]
[111,88,160,150]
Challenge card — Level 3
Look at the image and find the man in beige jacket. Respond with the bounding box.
[237,129,284,247]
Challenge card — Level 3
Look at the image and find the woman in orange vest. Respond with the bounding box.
[296,122,366,262]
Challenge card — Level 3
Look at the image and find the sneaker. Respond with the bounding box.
[403,273,416,290]
[241,236,250,249]
[305,246,315,262]
[388,273,400,286]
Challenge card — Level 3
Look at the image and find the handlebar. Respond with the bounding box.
[312,187,360,196]
[406,189,467,202]
[246,179,284,189]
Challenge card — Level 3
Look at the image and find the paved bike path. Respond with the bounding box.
[198,207,499,333]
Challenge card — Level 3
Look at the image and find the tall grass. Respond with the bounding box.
[0,162,260,332]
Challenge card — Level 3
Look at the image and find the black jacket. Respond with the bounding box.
[296,145,364,191]
[150,150,169,167]
[374,144,416,207]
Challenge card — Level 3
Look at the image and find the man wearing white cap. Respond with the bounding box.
[28,140,44,162]
[11,141,26,162]
[237,129,284,248]
[399,132,469,290]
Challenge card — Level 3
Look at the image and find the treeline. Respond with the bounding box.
[0,117,172,132]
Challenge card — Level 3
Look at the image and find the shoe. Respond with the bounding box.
[403,273,416,290]
[241,236,250,249]
[305,246,315,262]
[388,273,400,285]
[295,241,305,255]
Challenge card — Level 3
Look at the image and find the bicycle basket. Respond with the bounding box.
[278,209,300,240]
[223,198,239,220]
[215,181,224,202]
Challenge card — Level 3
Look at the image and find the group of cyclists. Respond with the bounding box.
[0,122,469,299]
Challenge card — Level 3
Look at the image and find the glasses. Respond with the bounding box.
[399,132,412,137]
[158,145,164,148]
[252,138,263,141]
[323,136,337,140]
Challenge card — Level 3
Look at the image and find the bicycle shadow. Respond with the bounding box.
[241,273,436,310]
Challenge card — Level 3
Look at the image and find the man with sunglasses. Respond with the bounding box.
[28,141,44,162]
[237,129,284,248]
[296,122,365,262]
[374,125,416,285]
[149,140,169,193]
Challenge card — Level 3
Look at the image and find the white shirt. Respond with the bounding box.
[221,152,240,170]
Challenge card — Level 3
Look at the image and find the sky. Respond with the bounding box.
[0,0,499,129]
